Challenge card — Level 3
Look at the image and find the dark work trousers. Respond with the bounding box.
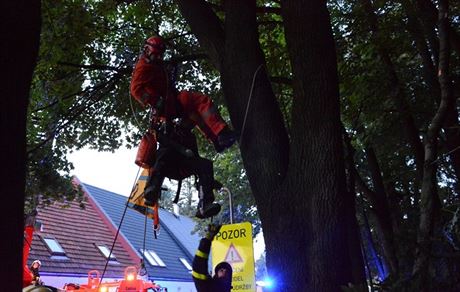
[146,145,215,202]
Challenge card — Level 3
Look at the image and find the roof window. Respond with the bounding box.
[95,244,117,260]
[140,249,166,267]
[179,257,192,271]
[41,236,66,256]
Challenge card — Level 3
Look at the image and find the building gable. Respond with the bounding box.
[81,182,199,282]
[28,198,136,279]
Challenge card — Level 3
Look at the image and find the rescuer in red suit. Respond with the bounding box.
[130,36,237,219]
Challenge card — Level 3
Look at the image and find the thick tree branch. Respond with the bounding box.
[353,162,379,204]
[413,0,454,282]
[426,1,454,140]
[174,0,225,69]
[344,124,400,276]
[365,145,399,275]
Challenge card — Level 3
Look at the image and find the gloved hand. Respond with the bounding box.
[206,224,222,240]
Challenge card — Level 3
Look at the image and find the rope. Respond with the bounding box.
[128,54,146,131]
[129,88,145,130]
[239,64,263,147]
[431,145,460,165]
[98,166,142,287]
[143,210,148,257]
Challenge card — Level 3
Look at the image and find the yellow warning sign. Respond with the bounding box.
[211,222,255,292]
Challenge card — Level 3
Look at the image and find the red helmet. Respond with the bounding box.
[144,36,166,57]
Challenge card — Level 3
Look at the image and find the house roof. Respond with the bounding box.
[80,182,201,281]
[157,206,201,259]
[28,198,137,278]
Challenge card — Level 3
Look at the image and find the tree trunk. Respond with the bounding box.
[0,1,41,291]
[344,128,398,279]
[342,125,382,282]
[364,146,399,277]
[412,0,453,289]
[279,0,365,289]
[175,0,365,290]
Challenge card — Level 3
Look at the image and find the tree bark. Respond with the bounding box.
[174,0,225,70]
[280,0,365,289]
[0,1,41,291]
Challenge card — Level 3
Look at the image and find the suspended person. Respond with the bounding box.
[130,36,237,219]
[192,224,233,292]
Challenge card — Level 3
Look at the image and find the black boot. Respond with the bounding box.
[144,173,164,207]
[195,189,220,219]
[195,175,221,219]
[215,127,239,153]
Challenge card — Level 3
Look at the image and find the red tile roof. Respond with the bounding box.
[27,197,137,278]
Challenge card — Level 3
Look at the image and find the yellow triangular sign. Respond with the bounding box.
[224,243,243,263]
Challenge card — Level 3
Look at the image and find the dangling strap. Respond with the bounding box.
[173,179,182,204]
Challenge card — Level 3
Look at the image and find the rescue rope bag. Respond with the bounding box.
[135,130,157,169]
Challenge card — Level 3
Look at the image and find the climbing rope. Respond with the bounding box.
[129,87,145,131]
[128,53,146,131]
[239,64,263,147]
[143,209,148,257]
[98,166,142,287]
[135,210,150,277]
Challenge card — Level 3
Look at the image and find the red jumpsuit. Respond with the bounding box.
[130,55,226,218]
[130,56,227,144]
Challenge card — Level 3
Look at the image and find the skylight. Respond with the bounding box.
[179,258,192,271]
[96,244,116,260]
[140,249,166,267]
[42,236,66,256]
